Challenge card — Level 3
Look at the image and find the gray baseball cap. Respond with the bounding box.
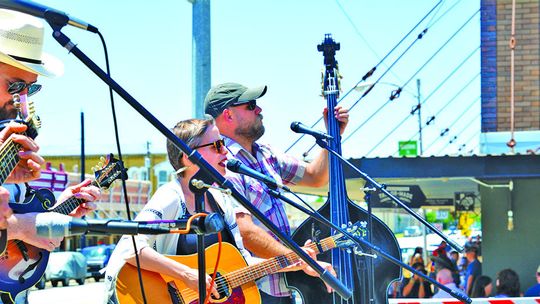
[204,82,267,117]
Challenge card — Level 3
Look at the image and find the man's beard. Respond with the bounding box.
[235,115,265,142]
[0,98,18,121]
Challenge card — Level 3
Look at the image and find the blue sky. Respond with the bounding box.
[32,0,480,159]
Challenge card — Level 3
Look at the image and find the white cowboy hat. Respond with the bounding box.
[0,9,63,77]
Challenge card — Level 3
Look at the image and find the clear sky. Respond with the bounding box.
[31,0,480,160]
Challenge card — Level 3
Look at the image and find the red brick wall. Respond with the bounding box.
[495,0,540,131]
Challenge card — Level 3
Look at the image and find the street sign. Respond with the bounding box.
[398,140,418,157]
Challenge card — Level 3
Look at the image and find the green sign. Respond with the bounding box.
[398,140,418,157]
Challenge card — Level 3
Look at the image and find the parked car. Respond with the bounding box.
[81,244,115,282]
[36,251,87,289]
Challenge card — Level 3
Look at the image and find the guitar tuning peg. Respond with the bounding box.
[100,156,105,163]
[341,224,347,229]
[97,162,103,168]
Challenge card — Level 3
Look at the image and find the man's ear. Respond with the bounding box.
[222,108,233,121]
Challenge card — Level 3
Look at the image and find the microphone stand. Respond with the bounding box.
[39,14,351,301]
[188,170,211,304]
[314,139,464,253]
[265,188,471,303]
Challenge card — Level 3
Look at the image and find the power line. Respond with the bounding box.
[285,0,444,154]
[342,10,480,146]
[433,115,480,155]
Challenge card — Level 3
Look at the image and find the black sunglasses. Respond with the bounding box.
[7,81,42,97]
[231,100,257,111]
[193,139,225,152]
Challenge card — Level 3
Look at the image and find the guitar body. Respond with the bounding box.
[115,242,260,304]
[286,200,401,304]
[0,188,55,303]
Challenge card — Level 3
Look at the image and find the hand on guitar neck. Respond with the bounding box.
[0,121,44,184]
[6,178,100,251]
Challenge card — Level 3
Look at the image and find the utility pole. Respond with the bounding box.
[145,141,151,181]
[416,79,423,155]
[190,0,211,118]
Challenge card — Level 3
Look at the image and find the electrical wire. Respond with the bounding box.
[95,30,147,304]
[433,116,480,155]
[342,10,480,147]
[285,0,444,154]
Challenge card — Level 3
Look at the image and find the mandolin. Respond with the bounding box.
[0,154,127,304]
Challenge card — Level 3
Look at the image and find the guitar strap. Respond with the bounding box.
[205,192,236,245]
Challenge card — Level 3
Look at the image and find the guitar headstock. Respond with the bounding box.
[93,153,128,190]
[14,93,41,139]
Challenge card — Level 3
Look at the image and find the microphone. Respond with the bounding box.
[290,121,333,140]
[0,0,98,33]
[35,213,224,238]
[226,159,290,192]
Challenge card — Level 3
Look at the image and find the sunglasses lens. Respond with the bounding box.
[247,101,257,110]
[27,84,42,96]
[215,140,224,152]
[7,82,25,95]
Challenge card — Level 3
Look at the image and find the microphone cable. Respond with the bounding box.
[94,29,147,304]
[168,213,206,234]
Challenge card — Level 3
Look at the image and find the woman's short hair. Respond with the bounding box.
[496,268,520,297]
[167,118,215,177]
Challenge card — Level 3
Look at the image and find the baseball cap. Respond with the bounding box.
[204,82,267,117]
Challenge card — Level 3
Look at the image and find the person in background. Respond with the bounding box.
[495,268,521,298]
[464,245,482,296]
[432,268,462,298]
[470,275,493,298]
[401,262,434,298]
[524,265,540,297]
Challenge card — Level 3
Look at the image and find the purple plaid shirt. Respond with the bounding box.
[224,136,306,297]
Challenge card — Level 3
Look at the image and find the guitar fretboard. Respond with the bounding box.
[47,180,99,215]
[0,138,21,185]
[224,234,338,288]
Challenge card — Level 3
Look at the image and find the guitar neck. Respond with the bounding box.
[48,180,98,215]
[0,139,21,185]
[223,235,338,289]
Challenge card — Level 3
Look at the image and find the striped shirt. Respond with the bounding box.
[224,136,306,297]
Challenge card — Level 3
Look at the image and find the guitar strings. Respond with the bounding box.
[179,237,337,300]
[0,138,21,183]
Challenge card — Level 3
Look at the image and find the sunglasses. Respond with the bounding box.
[231,100,257,111]
[7,81,42,97]
[193,139,225,153]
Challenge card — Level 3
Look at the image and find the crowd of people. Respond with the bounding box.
[388,241,540,299]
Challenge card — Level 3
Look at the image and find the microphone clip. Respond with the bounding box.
[191,179,231,196]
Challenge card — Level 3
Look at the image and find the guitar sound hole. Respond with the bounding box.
[210,273,230,300]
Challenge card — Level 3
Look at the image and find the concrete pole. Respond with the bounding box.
[190,0,211,118]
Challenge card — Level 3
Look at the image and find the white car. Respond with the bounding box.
[35,251,87,289]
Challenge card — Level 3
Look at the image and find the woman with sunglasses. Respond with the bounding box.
[105,118,267,303]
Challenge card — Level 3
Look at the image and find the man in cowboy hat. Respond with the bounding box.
[205,83,348,303]
[0,9,102,303]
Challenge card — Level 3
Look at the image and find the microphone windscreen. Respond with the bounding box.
[35,212,72,238]
[226,159,241,171]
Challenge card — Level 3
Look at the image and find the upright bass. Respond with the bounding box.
[285,34,402,304]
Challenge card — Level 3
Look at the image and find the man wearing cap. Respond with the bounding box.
[524,265,540,297]
[0,9,101,303]
[464,245,482,296]
[205,82,348,303]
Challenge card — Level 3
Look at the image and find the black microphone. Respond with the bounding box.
[35,213,224,238]
[290,121,333,140]
[0,0,98,33]
[226,159,290,192]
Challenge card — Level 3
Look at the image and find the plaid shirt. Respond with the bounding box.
[224,136,306,297]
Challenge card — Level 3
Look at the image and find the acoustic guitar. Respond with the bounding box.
[115,224,362,304]
[0,154,127,304]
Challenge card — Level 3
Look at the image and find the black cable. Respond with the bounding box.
[284,0,444,154]
[96,30,148,304]
[342,9,479,147]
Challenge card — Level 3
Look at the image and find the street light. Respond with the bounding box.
[354,80,424,155]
